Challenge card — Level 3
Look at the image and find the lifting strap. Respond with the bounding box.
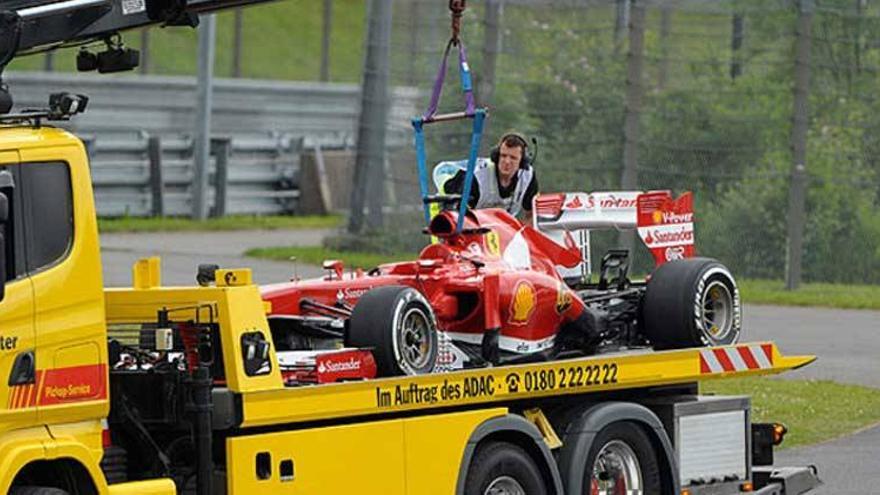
[412,0,487,233]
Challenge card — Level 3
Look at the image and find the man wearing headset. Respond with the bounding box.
[443,132,539,218]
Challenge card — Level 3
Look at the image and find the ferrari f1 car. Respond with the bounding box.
[261,190,742,378]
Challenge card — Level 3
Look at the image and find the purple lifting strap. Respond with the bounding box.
[423,40,476,121]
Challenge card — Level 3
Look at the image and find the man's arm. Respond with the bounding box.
[443,170,480,208]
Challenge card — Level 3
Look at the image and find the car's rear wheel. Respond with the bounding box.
[347,285,438,376]
[643,257,741,349]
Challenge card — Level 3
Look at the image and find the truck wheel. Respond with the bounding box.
[464,441,548,495]
[643,257,741,349]
[9,488,71,495]
[584,422,661,495]
[347,285,438,376]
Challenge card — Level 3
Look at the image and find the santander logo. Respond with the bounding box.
[644,227,693,245]
[318,357,362,374]
[596,195,637,209]
[565,196,583,209]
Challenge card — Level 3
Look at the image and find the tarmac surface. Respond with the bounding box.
[99,229,880,494]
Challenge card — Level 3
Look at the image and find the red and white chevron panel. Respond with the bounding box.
[700,344,773,374]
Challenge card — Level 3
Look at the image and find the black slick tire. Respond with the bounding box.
[347,285,438,376]
[643,257,742,349]
[583,422,661,494]
[464,441,548,495]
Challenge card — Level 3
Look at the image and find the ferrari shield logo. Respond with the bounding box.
[485,230,501,256]
[555,282,572,314]
[509,280,536,325]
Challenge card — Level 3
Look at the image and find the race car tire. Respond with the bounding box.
[464,441,548,495]
[347,285,438,376]
[583,422,662,494]
[643,257,741,349]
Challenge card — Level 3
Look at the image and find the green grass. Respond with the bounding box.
[98,214,341,233]
[702,377,880,449]
[245,245,406,269]
[739,279,880,311]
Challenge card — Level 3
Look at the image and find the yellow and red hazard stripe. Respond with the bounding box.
[5,365,106,410]
[700,344,773,374]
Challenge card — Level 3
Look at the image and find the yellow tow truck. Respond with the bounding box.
[0,1,822,494]
[0,116,823,495]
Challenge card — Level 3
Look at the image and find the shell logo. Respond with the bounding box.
[509,280,536,325]
[652,210,663,224]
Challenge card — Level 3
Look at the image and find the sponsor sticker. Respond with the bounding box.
[484,230,501,256]
[555,281,572,314]
[509,280,536,325]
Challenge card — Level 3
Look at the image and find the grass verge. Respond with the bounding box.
[702,377,880,449]
[99,215,341,233]
[738,279,880,310]
[245,246,405,269]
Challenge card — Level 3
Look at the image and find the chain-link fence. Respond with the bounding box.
[14,0,880,286]
[343,0,879,288]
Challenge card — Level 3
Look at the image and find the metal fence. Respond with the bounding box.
[5,71,420,217]
[358,0,880,287]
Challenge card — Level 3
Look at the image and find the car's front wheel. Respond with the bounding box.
[347,285,438,376]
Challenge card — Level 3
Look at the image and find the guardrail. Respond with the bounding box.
[5,71,419,217]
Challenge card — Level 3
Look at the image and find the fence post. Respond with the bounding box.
[614,0,630,54]
[349,0,392,233]
[211,138,230,218]
[618,0,645,250]
[786,0,813,290]
[320,0,333,82]
[140,29,150,74]
[479,0,503,107]
[657,5,671,89]
[730,13,744,79]
[148,136,165,217]
[232,8,243,77]
[192,14,217,220]
[43,53,54,72]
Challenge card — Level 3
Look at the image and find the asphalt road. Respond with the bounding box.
[100,229,329,287]
[99,230,879,494]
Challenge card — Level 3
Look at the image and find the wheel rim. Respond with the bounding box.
[700,280,733,342]
[589,440,643,495]
[484,475,526,495]
[396,306,433,371]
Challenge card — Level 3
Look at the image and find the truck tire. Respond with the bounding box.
[9,488,71,495]
[464,441,548,495]
[643,257,741,349]
[347,285,438,376]
[584,422,661,494]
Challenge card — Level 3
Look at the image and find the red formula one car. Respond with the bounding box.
[261,190,741,378]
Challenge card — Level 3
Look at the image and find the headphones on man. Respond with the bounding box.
[490,132,532,170]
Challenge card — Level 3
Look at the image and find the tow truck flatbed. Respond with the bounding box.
[239,342,813,427]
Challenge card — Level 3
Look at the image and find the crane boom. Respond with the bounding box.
[1,0,275,63]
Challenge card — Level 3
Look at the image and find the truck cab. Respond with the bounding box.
[0,125,172,495]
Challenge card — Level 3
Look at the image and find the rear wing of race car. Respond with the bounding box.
[532,191,695,282]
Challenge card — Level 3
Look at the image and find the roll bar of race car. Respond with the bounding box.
[412,0,487,234]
